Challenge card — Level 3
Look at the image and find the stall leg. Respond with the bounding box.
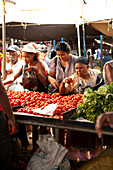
[55,128,59,143]
[54,128,65,146]
[32,125,40,151]
[17,123,29,148]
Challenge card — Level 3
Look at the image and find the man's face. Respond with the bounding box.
[9,51,18,64]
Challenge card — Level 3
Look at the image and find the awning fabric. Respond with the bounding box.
[0,23,77,41]
[90,20,113,37]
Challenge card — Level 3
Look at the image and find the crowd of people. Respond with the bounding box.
[0,40,113,169]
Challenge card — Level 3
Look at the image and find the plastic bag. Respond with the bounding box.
[22,66,38,90]
[27,134,70,170]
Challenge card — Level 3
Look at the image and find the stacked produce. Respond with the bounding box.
[70,82,113,122]
[6,90,83,119]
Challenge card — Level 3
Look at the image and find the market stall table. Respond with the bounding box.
[14,111,113,150]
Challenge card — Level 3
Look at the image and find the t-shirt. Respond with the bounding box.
[103,55,112,66]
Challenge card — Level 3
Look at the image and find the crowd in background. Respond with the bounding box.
[0,40,113,169]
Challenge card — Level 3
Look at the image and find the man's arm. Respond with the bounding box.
[3,67,22,86]
[105,63,113,84]
[59,77,73,94]
[48,74,59,89]
[0,76,16,135]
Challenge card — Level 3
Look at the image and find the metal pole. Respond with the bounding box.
[2,0,16,80]
[61,37,63,42]
[53,40,55,50]
[2,0,6,80]
[11,38,14,46]
[82,24,86,57]
[77,24,81,57]
[100,35,103,72]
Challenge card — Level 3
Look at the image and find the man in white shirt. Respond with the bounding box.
[5,45,24,91]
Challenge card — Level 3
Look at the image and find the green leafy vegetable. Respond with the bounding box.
[70,82,113,122]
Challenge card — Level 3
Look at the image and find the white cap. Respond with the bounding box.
[22,43,36,53]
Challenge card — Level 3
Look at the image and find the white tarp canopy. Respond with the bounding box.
[0,0,113,24]
[1,0,113,79]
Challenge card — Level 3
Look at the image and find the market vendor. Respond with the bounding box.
[59,56,101,95]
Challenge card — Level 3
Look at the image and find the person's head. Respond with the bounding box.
[6,52,10,63]
[50,49,56,59]
[22,43,38,65]
[89,55,94,62]
[38,44,48,60]
[87,51,90,56]
[55,41,71,61]
[7,45,20,64]
[74,57,89,78]
[103,51,109,56]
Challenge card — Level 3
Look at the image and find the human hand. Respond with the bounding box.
[25,66,39,74]
[95,112,113,138]
[62,77,73,84]
[49,77,59,89]
[8,119,16,135]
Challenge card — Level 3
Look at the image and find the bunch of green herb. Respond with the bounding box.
[70,82,113,122]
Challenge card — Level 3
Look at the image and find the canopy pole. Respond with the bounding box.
[2,0,6,80]
[61,37,63,42]
[77,24,81,57]
[2,0,16,80]
[82,24,86,57]
[53,40,55,50]
[11,38,14,46]
[100,35,103,72]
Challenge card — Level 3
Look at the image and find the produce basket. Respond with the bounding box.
[63,107,77,120]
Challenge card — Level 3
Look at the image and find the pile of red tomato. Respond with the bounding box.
[7,90,83,119]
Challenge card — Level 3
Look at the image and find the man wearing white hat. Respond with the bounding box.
[4,45,24,91]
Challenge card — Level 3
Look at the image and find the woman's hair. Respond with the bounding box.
[75,56,89,65]
[55,41,71,52]
[50,49,56,59]
[33,51,40,61]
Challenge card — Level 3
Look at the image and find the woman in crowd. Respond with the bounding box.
[38,44,50,68]
[89,55,98,68]
[59,56,101,95]
[47,41,78,145]
[48,41,78,94]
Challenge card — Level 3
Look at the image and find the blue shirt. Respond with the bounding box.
[103,55,112,66]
